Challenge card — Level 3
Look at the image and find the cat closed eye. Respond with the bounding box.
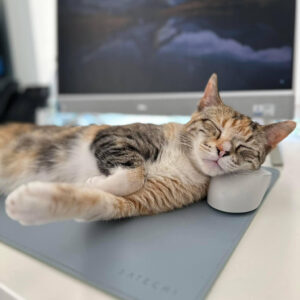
[235,145,257,159]
[238,149,259,162]
[200,128,220,140]
[239,150,254,158]
[235,144,253,152]
[202,121,221,139]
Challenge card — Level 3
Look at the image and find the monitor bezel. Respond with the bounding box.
[57,1,298,120]
[58,90,295,120]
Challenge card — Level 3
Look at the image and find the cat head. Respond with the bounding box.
[182,74,296,177]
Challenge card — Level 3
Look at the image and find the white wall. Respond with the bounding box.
[295,0,300,105]
[3,0,56,87]
[4,0,300,106]
[28,0,57,86]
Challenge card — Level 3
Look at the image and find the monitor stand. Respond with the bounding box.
[270,146,283,167]
[263,119,284,167]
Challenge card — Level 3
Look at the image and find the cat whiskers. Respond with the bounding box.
[228,161,238,171]
[199,145,211,154]
[180,141,193,150]
[179,135,193,150]
[221,159,237,172]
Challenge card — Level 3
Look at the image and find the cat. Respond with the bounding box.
[2,74,295,225]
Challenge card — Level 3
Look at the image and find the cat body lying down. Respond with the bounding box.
[1,75,295,225]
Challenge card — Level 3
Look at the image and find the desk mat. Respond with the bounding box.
[0,167,279,300]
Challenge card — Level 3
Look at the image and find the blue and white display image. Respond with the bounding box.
[0,56,5,77]
[59,0,295,94]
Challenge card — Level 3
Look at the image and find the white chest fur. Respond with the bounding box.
[146,142,207,186]
[54,141,100,183]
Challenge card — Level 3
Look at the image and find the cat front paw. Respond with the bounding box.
[5,182,55,225]
[85,176,105,188]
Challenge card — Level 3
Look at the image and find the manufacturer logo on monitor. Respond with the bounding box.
[253,104,275,117]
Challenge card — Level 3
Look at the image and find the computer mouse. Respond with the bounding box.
[207,168,272,213]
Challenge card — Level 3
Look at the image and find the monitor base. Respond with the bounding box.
[270,146,283,167]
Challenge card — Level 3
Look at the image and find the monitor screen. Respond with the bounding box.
[0,0,8,79]
[0,55,5,78]
[58,0,296,94]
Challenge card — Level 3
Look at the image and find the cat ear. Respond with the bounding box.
[197,73,223,111]
[263,120,296,151]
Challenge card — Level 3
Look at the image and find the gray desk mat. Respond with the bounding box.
[0,167,279,300]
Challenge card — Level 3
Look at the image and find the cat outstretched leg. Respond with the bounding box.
[5,182,139,225]
[5,166,145,225]
[5,177,205,225]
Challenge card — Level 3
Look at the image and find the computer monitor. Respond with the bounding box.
[58,0,297,120]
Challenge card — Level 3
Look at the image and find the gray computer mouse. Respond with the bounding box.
[207,168,272,213]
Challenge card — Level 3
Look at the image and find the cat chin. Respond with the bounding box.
[201,166,225,177]
[195,159,226,177]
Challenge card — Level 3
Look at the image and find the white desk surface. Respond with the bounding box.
[0,121,300,300]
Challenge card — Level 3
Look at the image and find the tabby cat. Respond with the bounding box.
[2,74,295,225]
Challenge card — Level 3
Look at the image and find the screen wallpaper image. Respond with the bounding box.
[59,0,295,93]
[0,56,4,77]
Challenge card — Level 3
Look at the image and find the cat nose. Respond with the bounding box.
[216,146,230,158]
